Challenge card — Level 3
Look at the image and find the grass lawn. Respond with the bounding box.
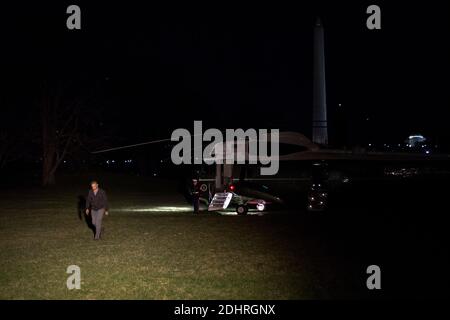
[0,174,324,299]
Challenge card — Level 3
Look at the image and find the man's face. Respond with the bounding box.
[91,183,99,191]
[193,180,198,186]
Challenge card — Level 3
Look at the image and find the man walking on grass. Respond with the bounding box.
[85,180,109,240]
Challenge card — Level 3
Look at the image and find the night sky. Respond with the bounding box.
[1,1,449,148]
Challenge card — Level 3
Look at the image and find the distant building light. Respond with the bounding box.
[406,134,426,148]
[408,135,425,140]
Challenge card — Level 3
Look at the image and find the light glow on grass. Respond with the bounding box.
[219,209,264,216]
[117,206,193,213]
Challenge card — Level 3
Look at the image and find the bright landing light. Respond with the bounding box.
[256,203,265,211]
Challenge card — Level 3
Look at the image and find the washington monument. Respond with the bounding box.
[312,17,328,145]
